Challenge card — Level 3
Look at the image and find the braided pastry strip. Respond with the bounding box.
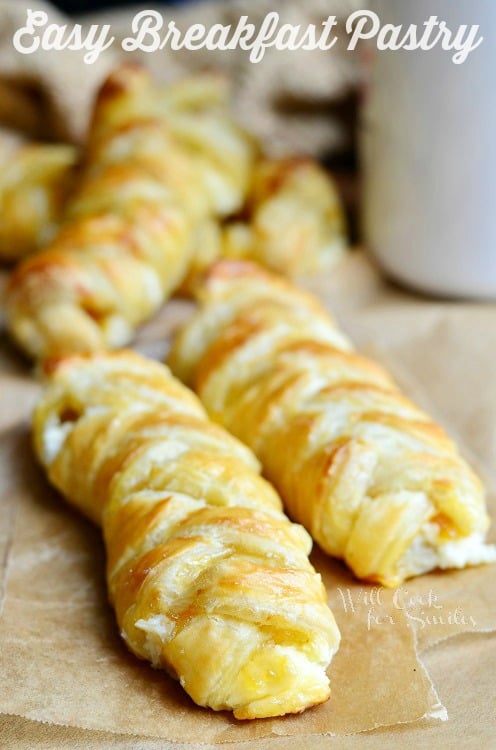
[169,261,496,587]
[0,143,77,263]
[222,158,347,277]
[33,350,340,719]
[5,66,256,361]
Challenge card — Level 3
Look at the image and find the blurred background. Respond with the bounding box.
[0,0,493,296]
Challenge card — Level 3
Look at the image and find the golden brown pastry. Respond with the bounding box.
[169,261,496,587]
[33,350,340,719]
[86,67,256,221]
[221,158,347,276]
[4,66,256,361]
[0,143,77,263]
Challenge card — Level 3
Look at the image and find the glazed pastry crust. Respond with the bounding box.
[0,143,77,263]
[33,350,340,719]
[221,158,347,277]
[5,66,256,361]
[169,261,496,587]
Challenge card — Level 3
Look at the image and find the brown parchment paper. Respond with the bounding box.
[1,252,495,744]
[4,632,494,750]
[0,391,440,741]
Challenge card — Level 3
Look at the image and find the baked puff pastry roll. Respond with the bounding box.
[169,261,496,588]
[87,66,257,220]
[33,350,340,719]
[4,66,257,361]
[0,143,77,263]
[221,158,347,277]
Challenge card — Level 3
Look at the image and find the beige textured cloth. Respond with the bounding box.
[0,0,118,142]
[0,0,361,154]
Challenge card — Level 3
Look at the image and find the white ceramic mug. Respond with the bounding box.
[361,0,496,298]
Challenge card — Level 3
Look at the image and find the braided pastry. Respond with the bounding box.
[169,261,496,587]
[221,158,347,276]
[86,69,256,220]
[0,143,77,263]
[33,350,340,719]
[5,66,256,360]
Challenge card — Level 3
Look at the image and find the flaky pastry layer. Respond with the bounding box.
[33,350,340,719]
[169,261,496,587]
[0,143,77,263]
[221,157,347,277]
[5,66,256,360]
